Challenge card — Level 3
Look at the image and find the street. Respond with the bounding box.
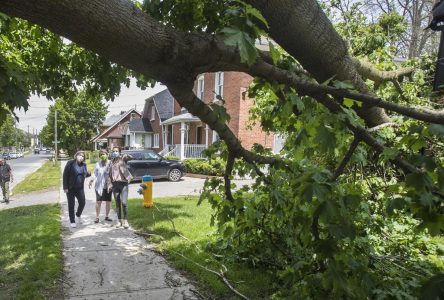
[7,153,52,191]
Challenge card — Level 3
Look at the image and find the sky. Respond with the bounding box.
[13,81,166,135]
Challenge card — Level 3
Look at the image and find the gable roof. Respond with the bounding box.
[103,114,123,127]
[128,118,153,133]
[144,89,174,121]
[92,108,141,141]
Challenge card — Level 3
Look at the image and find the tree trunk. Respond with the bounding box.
[246,0,391,127]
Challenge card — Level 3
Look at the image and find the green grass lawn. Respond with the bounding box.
[128,196,274,299]
[0,204,63,299]
[12,161,61,195]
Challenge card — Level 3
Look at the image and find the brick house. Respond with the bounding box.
[157,71,278,160]
[92,108,141,150]
[95,72,282,158]
[123,89,174,150]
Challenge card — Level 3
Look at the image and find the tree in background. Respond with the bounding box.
[326,0,438,58]
[39,91,107,156]
[0,113,31,149]
[1,1,444,298]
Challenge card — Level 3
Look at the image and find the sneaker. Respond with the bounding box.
[70,223,77,228]
[115,219,123,228]
[94,218,99,223]
[76,216,83,224]
[123,220,129,229]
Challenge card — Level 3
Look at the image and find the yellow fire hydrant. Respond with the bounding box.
[138,175,153,208]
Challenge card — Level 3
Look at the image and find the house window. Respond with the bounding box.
[212,130,219,143]
[153,133,160,148]
[214,72,224,100]
[197,76,204,101]
[151,105,156,121]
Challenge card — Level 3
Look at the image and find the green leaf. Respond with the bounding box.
[406,172,433,191]
[315,125,336,152]
[269,42,280,65]
[381,148,399,160]
[221,27,258,66]
[244,5,268,28]
[343,98,362,108]
[417,215,444,236]
[428,124,444,138]
[386,197,407,214]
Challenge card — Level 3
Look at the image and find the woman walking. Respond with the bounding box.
[89,149,113,223]
[63,151,90,228]
[109,146,133,228]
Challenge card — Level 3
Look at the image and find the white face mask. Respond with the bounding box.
[76,155,84,163]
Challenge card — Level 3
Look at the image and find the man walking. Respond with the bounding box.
[0,157,13,204]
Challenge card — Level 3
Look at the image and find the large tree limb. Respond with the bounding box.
[353,58,414,84]
[245,0,391,127]
[2,0,442,127]
[248,61,444,125]
[0,0,440,175]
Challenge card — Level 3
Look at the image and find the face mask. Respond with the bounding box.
[111,152,119,159]
[100,155,108,161]
[76,155,84,163]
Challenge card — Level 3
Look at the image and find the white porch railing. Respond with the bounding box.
[184,144,207,159]
[160,144,207,159]
[159,144,176,156]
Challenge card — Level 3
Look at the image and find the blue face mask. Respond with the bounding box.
[111,152,119,159]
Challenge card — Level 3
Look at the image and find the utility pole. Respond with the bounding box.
[54,110,58,166]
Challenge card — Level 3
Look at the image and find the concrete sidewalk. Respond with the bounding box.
[60,161,199,299]
[0,188,59,211]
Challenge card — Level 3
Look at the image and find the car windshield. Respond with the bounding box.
[143,152,160,160]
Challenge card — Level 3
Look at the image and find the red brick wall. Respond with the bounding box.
[237,87,274,149]
[168,72,273,151]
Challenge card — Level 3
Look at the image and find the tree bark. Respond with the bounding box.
[245,0,391,127]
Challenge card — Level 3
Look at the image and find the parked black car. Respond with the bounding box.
[2,152,11,160]
[122,150,186,182]
[34,148,40,154]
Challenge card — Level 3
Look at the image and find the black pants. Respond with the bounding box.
[67,188,86,223]
[112,182,128,220]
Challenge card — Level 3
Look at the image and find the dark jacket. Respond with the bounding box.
[63,160,91,190]
[0,163,11,182]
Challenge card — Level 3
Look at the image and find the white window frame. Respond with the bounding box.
[197,75,204,101]
[153,133,160,148]
[151,105,156,121]
[214,72,224,100]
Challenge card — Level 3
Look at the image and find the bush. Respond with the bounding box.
[164,155,180,160]
[183,158,225,176]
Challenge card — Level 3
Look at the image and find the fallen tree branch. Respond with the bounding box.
[332,138,361,181]
[168,248,250,300]
[249,61,444,125]
[353,58,414,84]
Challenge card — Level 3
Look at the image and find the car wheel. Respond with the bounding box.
[168,168,182,182]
